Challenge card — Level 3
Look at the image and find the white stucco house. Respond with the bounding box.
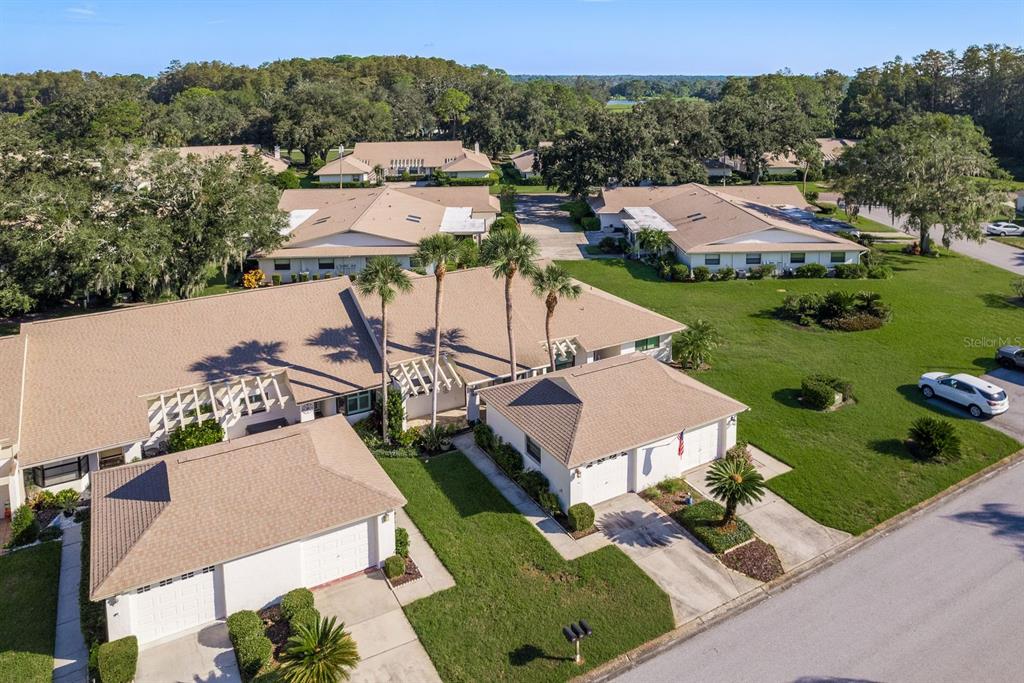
[257,187,499,278]
[351,266,684,424]
[314,153,376,184]
[509,143,551,179]
[478,353,747,511]
[344,140,494,179]
[173,144,291,174]
[91,415,404,646]
[590,183,865,273]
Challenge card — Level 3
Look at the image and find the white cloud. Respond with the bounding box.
[66,5,95,18]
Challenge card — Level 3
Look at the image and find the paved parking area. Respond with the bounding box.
[514,194,589,260]
[135,622,240,683]
[316,571,441,683]
[917,367,1024,442]
[594,494,760,625]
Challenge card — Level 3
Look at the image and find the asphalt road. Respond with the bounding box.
[614,459,1024,683]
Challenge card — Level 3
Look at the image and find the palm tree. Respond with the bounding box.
[704,457,766,528]
[672,319,722,370]
[356,257,412,444]
[635,228,670,262]
[415,234,465,428]
[372,164,385,186]
[480,228,540,381]
[530,263,582,372]
[279,615,359,683]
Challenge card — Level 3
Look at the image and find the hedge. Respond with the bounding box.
[801,377,838,410]
[9,504,38,546]
[794,263,828,278]
[473,423,496,452]
[80,518,107,649]
[395,527,410,558]
[833,263,868,279]
[96,636,138,683]
[280,587,314,620]
[226,610,263,647]
[567,503,595,532]
[671,500,753,553]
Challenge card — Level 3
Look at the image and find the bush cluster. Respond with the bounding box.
[227,609,271,678]
[280,588,314,621]
[779,290,891,331]
[395,527,410,558]
[794,263,828,278]
[473,423,496,451]
[597,236,625,254]
[692,265,711,282]
[908,417,962,462]
[384,555,406,579]
[833,263,868,279]
[167,420,225,453]
[580,216,601,231]
[416,424,454,455]
[746,263,776,280]
[492,441,524,477]
[9,504,39,546]
[96,636,138,683]
[290,606,321,631]
[567,503,595,532]
[801,373,853,410]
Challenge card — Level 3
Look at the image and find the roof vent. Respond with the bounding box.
[407,214,422,223]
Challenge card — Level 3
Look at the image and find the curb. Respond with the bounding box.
[575,447,1024,683]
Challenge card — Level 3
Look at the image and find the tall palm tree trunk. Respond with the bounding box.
[545,295,557,372]
[430,270,445,428]
[505,271,517,381]
[380,301,390,445]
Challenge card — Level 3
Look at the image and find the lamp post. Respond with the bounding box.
[561,619,593,664]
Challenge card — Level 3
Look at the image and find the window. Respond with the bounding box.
[830,252,845,264]
[27,455,89,488]
[273,260,290,272]
[338,390,374,416]
[745,253,762,265]
[313,401,324,419]
[525,436,542,464]
[318,259,335,271]
[704,254,721,266]
[790,252,806,264]
[634,336,660,352]
[98,447,125,470]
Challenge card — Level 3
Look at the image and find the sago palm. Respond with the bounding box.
[672,319,722,369]
[415,233,466,427]
[530,263,581,371]
[356,256,411,444]
[704,457,766,527]
[279,615,360,683]
[481,227,540,381]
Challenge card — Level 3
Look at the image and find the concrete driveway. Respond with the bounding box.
[315,571,441,683]
[594,494,761,625]
[135,621,240,683]
[514,194,588,260]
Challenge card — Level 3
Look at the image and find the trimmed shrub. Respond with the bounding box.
[794,263,828,278]
[833,263,868,279]
[395,527,410,558]
[692,266,711,282]
[55,488,80,515]
[9,504,38,546]
[909,417,962,462]
[299,272,309,283]
[670,263,690,281]
[567,503,595,532]
[473,423,496,452]
[658,262,672,281]
[289,607,320,631]
[236,634,273,678]
[492,442,524,477]
[537,490,561,515]
[725,440,752,462]
[280,587,314,621]
[289,274,297,283]
[515,469,550,500]
[747,263,776,280]
[271,274,282,286]
[96,636,138,683]
[801,377,839,410]
[715,266,736,281]
[868,265,893,279]
[580,216,601,231]
[226,610,263,647]
[384,555,406,579]
[167,420,224,453]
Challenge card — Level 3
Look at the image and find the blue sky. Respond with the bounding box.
[0,0,1021,76]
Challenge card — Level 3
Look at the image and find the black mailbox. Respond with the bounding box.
[562,626,577,643]
[579,619,592,637]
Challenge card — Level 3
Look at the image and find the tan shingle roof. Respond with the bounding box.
[314,155,374,177]
[510,149,539,174]
[89,415,405,600]
[354,267,683,383]
[441,149,493,173]
[15,279,380,466]
[480,353,747,467]
[352,140,491,171]
[174,145,290,173]
[0,335,25,446]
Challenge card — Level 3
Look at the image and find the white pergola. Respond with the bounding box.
[391,356,463,396]
[542,336,579,363]
[144,370,291,434]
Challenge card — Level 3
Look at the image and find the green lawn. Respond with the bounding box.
[817,202,897,233]
[0,542,62,683]
[380,453,674,683]
[992,236,1024,250]
[559,250,1021,534]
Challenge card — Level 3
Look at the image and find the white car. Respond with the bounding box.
[984,221,1024,236]
[918,372,1009,417]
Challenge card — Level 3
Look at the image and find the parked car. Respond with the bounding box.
[918,372,1009,417]
[996,345,1024,370]
[984,221,1024,236]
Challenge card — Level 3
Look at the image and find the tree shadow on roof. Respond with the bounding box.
[188,340,287,382]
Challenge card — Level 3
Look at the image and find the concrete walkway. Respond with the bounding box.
[452,433,610,560]
[390,509,455,606]
[316,572,441,683]
[53,520,88,683]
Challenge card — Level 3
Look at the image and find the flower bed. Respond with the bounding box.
[386,555,423,587]
[671,500,754,553]
[721,538,784,582]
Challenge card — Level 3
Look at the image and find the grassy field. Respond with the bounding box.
[817,202,898,233]
[381,453,674,683]
[0,542,62,683]
[559,249,1021,535]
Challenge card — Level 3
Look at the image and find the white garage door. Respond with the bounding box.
[582,451,631,505]
[681,422,721,471]
[131,568,218,645]
[301,520,372,587]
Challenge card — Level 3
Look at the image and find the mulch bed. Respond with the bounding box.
[389,556,423,587]
[258,604,290,662]
[721,538,784,582]
[35,508,61,529]
[641,481,703,517]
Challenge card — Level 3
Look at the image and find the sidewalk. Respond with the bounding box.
[390,509,455,605]
[53,519,88,683]
[452,433,610,560]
